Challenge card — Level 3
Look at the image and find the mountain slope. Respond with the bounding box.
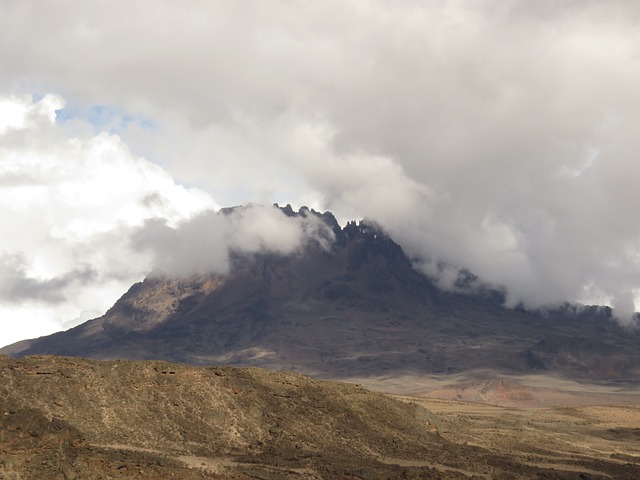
[3,206,640,385]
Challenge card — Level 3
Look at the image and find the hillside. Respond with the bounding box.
[2,355,639,479]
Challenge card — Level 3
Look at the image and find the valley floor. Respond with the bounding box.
[406,397,640,479]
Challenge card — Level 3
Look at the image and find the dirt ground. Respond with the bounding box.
[403,396,640,479]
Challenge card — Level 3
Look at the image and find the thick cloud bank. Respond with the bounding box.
[1,1,640,344]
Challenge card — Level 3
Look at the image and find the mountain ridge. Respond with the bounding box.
[3,204,640,388]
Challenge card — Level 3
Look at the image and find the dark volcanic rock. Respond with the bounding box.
[522,335,639,380]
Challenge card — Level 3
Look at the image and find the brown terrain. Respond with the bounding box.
[2,355,640,479]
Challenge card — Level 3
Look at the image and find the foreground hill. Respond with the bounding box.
[3,206,640,388]
[2,355,639,479]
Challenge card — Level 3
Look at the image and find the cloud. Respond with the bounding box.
[0,93,218,346]
[0,252,95,303]
[131,205,335,277]
[1,0,640,337]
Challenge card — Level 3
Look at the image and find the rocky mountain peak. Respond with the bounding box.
[2,204,640,386]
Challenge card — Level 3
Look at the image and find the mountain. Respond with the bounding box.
[3,205,640,387]
[3,355,639,479]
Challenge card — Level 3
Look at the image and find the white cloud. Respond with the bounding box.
[0,94,218,347]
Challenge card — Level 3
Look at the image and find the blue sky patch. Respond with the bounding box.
[55,102,156,134]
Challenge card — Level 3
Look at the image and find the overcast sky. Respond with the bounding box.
[1,1,640,347]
